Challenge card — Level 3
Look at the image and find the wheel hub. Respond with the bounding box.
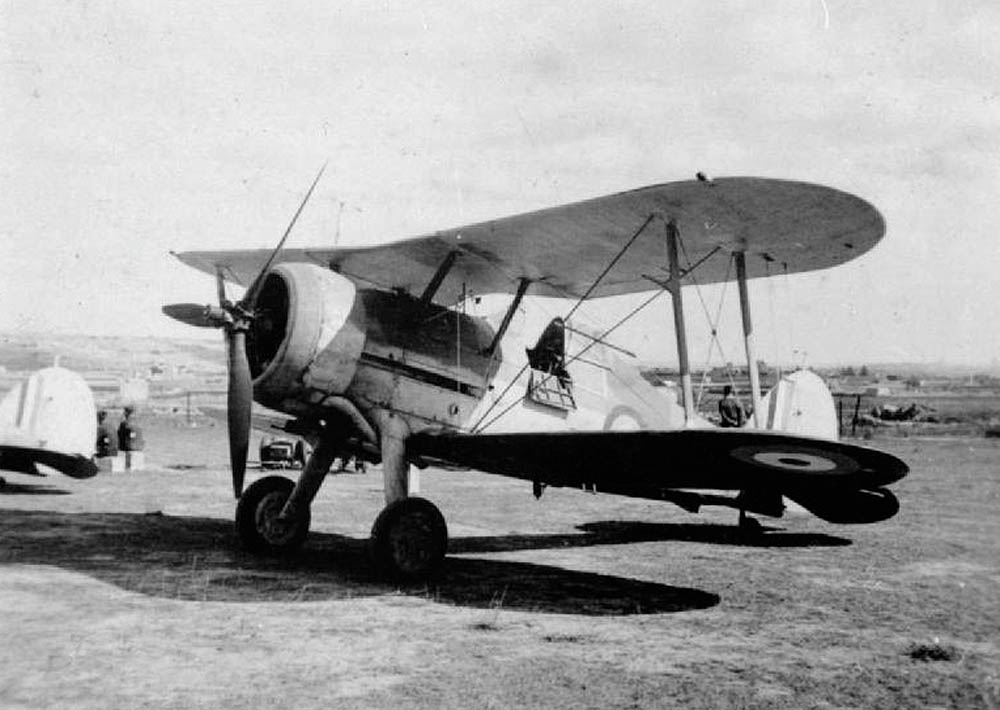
[256,491,299,546]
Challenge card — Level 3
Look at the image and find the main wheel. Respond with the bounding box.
[235,475,310,555]
[370,497,448,581]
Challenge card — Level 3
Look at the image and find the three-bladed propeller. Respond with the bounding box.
[163,164,327,498]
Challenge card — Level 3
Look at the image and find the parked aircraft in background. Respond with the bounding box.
[0,366,98,487]
[164,171,908,579]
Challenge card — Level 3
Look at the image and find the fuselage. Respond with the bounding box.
[244,262,685,444]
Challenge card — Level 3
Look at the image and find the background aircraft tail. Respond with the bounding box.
[752,369,839,440]
[0,366,98,478]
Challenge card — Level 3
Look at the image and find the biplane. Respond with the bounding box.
[0,366,98,487]
[164,171,908,579]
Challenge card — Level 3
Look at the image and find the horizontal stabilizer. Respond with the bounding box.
[0,445,98,479]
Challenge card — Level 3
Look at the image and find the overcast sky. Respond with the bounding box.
[2,1,997,366]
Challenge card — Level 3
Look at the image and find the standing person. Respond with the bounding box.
[718,385,746,428]
[95,410,118,459]
[118,405,145,471]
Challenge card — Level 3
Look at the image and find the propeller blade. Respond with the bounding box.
[162,303,218,328]
[227,328,252,499]
[216,268,227,307]
[240,162,328,310]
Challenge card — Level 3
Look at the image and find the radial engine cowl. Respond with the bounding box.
[248,262,365,408]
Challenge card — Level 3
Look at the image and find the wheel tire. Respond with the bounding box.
[370,497,448,581]
[235,475,310,555]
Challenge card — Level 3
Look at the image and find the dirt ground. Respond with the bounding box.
[2,418,998,709]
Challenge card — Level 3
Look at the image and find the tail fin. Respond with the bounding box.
[753,369,838,440]
[0,366,98,477]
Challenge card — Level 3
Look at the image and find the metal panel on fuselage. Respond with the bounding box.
[346,289,497,430]
[465,320,683,435]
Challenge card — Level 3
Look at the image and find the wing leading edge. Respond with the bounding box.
[173,177,885,302]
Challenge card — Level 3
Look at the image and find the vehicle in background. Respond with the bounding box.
[259,435,309,470]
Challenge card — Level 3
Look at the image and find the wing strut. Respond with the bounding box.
[665,220,695,423]
[482,278,531,356]
[419,250,459,307]
[735,252,763,427]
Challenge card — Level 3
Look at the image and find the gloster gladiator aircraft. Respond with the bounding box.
[163,169,908,580]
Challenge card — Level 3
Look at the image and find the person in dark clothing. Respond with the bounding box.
[718,385,745,427]
[95,410,118,458]
[527,318,570,384]
[118,405,146,471]
[118,406,144,451]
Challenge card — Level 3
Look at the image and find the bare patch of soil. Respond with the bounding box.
[2,420,998,709]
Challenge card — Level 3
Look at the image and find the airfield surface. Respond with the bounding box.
[2,418,998,709]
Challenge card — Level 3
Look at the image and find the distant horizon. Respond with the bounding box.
[2,328,998,375]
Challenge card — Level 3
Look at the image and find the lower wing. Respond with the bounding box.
[409,429,908,524]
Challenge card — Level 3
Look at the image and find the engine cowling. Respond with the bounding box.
[248,263,366,410]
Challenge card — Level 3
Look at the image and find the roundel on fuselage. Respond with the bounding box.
[603,405,645,431]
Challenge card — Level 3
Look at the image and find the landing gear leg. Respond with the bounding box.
[370,412,448,580]
[735,489,780,534]
[278,436,339,523]
[234,436,338,555]
[379,412,410,506]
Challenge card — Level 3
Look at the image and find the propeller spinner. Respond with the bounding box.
[162,164,327,498]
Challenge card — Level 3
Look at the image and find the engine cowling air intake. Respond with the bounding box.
[248,263,366,409]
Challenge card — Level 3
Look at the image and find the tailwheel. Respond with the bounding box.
[370,497,448,581]
[235,475,310,555]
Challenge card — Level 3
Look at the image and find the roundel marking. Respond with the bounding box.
[750,452,838,472]
[730,444,859,477]
[603,406,646,431]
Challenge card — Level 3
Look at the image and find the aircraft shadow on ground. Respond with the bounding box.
[0,481,71,496]
[450,520,852,555]
[0,508,718,615]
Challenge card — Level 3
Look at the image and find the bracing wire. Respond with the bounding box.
[474,288,668,433]
[563,213,656,322]
[469,212,657,432]
[677,239,735,407]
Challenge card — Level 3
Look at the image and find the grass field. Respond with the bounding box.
[2,417,998,709]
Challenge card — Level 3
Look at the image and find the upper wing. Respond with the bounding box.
[409,428,908,523]
[173,177,884,302]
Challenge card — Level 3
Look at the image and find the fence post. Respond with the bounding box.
[851,394,862,437]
